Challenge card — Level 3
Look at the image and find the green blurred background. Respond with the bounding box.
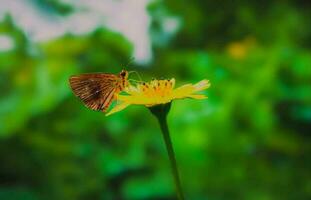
[0,0,310,200]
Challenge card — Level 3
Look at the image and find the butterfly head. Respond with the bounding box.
[119,69,129,88]
[119,69,128,79]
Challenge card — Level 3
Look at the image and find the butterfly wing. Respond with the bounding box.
[69,73,119,112]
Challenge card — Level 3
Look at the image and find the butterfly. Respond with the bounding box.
[69,70,129,112]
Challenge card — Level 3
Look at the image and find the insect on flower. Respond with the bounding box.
[106,78,210,116]
[69,70,129,112]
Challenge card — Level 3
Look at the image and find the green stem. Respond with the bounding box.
[149,103,185,200]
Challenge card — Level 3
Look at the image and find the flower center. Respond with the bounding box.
[139,79,174,98]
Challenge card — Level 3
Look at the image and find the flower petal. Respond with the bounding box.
[171,84,194,99]
[193,80,210,91]
[186,94,208,99]
[125,85,140,95]
[106,102,130,116]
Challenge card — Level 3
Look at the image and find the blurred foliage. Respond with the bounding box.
[32,0,74,16]
[0,0,310,200]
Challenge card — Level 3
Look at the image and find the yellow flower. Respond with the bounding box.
[106,78,210,116]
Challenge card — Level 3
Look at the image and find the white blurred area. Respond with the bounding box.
[0,34,14,52]
[0,0,152,64]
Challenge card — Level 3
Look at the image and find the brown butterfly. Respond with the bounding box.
[69,70,129,112]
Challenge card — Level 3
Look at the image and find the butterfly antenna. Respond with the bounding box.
[128,71,143,82]
[124,57,135,68]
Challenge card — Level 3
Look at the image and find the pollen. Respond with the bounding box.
[137,79,175,99]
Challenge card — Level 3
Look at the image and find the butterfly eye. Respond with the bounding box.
[120,70,127,77]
